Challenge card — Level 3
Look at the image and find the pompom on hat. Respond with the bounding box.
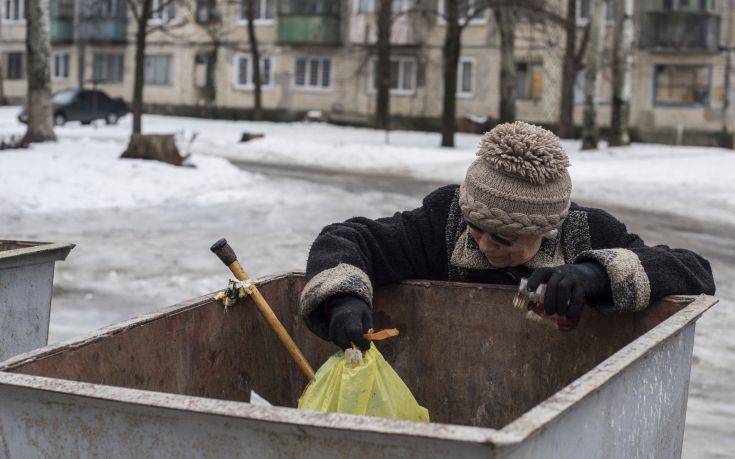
[459,121,572,236]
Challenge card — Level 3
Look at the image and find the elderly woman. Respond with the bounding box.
[299,122,716,350]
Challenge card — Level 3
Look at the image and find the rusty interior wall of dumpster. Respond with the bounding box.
[5,274,688,430]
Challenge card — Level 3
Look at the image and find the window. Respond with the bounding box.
[145,55,172,85]
[294,57,331,90]
[457,58,473,95]
[51,52,70,81]
[653,64,710,106]
[92,53,124,83]
[516,62,544,100]
[437,0,486,24]
[238,0,273,22]
[233,55,273,89]
[194,53,215,88]
[356,0,373,12]
[370,57,416,94]
[5,52,23,79]
[663,0,716,10]
[356,0,413,13]
[2,0,24,21]
[151,0,175,22]
[576,0,614,23]
[195,0,218,23]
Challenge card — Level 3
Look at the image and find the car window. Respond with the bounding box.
[94,92,112,104]
[77,91,92,103]
[52,90,76,105]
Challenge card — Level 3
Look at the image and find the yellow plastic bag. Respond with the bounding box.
[298,343,429,422]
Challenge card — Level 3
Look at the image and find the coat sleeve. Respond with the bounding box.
[573,208,716,314]
[299,185,457,339]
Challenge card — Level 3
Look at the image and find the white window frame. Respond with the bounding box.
[292,56,333,92]
[1,0,25,23]
[576,0,614,25]
[457,56,474,97]
[237,0,275,26]
[368,56,417,96]
[355,0,374,13]
[4,51,24,80]
[92,52,125,84]
[355,0,414,13]
[149,0,175,24]
[144,54,173,86]
[51,51,70,82]
[232,53,275,90]
[437,0,488,26]
[663,0,717,11]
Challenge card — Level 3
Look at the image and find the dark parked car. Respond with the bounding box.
[18,89,130,126]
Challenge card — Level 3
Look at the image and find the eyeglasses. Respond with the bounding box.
[465,220,519,247]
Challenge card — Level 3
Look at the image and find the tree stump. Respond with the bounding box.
[121,134,184,166]
[240,131,265,142]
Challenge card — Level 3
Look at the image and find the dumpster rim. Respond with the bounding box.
[0,240,75,270]
[500,293,718,443]
[0,272,719,447]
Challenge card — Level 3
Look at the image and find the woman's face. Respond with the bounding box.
[467,223,543,268]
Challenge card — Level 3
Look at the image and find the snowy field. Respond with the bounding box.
[1,107,734,457]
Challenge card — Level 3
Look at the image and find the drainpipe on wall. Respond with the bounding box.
[722,0,733,140]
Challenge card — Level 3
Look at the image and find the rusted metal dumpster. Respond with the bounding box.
[0,272,718,458]
[0,240,74,361]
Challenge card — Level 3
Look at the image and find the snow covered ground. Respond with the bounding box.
[3,106,734,226]
[1,107,733,457]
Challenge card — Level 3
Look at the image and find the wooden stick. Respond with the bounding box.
[211,239,315,381]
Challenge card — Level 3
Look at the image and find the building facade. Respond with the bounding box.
[1,0,733,137]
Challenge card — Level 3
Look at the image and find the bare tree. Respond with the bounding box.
[375,0,392,130]
[0,21,8,105]
[127,0,186,135]
[0,64,6,105]
[609,0,633,146]
[190,0,223,104]
[580,0,606,150]
[496,6,517,123]
[22,0,57,144]
[244,0,262,120]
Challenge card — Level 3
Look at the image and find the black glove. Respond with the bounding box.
[325,295,373,351]
[526,262,610,318]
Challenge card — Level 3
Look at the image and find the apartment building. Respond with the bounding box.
[0,0,732,137]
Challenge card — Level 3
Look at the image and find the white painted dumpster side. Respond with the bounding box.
[0,373,494,459]
[501,325,696,459]
[0,291,717,458]
[0,243,74,361]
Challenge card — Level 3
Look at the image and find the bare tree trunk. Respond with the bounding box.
[374,0,392,130]
[0,58,7,105]
[496,7,517,124]
[441,0,461,147]
[132,0,152,135]
[558,0,576,138]
[22,0,56,144]
[246,0,262,121]
[581,0,606,150]
[0,20,8,105]
[609,0,633,146]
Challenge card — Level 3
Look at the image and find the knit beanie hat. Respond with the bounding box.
[459,121,572,236]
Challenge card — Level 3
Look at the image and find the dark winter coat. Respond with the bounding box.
[299,185,716,340]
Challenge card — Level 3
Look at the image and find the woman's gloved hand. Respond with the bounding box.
[325,295,373,351]
[526,262,610,318]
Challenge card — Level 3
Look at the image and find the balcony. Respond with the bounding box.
[51,16,74,44]
[640,11,720,52]
[79,17,128,44]
[277,0,341,46]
